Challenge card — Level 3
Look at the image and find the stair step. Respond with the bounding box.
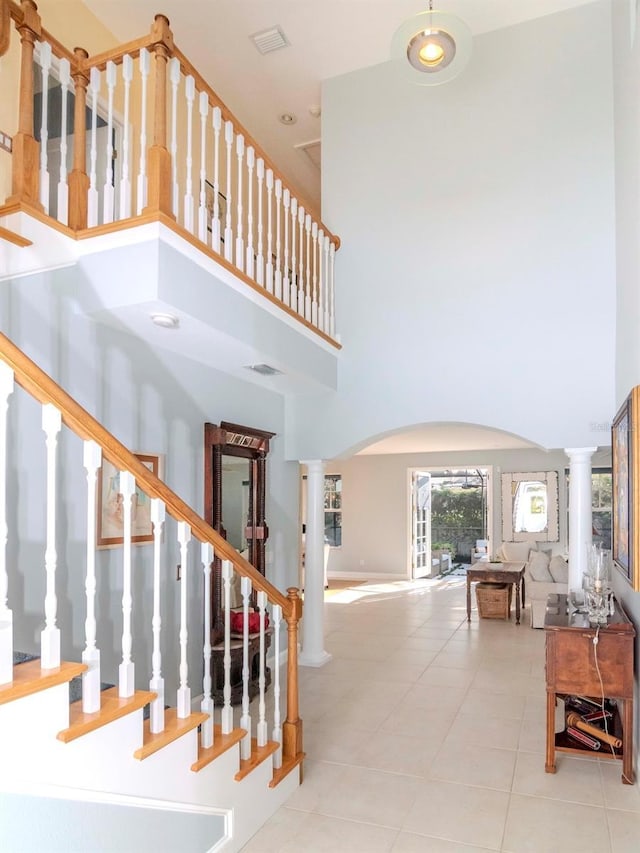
[269,752,305,788]
[57,687,156,743]
[235,739,279,782]
[0,660,87,706]
[190,725,246,772]
[134,709,208,760]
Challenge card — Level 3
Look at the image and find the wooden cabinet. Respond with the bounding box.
[544,594,635,784]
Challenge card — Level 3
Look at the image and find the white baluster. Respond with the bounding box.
[82,440,102,713]
[56,58,70,225]
[0,363,14,686]
[197,92,209,242]
[329,241,336,337]
[297,205,305,314]
[211,106,222,253]
[265,170,274,293]
[323,235,331,333]
[102,60,116,224]
[235,134,245,271]
[239,575,252,759]
[282,189,290,307]
[37,41,52,214]
[290,198,298,309]
[245,146,255,279]
[271,604,282,769]
[255,158,265,286]
[88,67,100,227]
[40,404,61,669]
[119,54,133,219]
[149,498,166,733]
[221,559,233,734]
[274,179,282,301]
[200,542,214,749]
[256,590,268,748]
[169,57,181,219]
[177,521,191,718]
[118,471,135,697]
[136,48,150,215]
[305,214,312,321]
[224,120,234,261]
[183,75,195,233]
[317,228,325,332]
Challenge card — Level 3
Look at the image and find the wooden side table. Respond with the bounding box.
[544,594,635,784]
[466,561,526,624]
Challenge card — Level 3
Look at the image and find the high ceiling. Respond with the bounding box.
[84,0,596,211]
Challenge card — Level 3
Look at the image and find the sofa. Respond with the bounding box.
[495,541,568,628]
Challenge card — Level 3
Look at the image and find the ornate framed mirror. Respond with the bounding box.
[501,471,559,543]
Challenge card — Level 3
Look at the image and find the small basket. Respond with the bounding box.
[476,582,512,620]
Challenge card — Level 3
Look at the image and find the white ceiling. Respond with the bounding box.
[357,423,538,455]
[84,0,596,211]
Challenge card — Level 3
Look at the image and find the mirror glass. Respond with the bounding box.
[502,471,559,542]
[221,455,250,553]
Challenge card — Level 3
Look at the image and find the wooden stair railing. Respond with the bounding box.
[0,329,303,770]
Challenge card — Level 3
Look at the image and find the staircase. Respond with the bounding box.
[0,331,303,852]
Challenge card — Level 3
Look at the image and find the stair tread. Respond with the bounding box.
[57,687,156,743]
[235,738,279,781]
[134,708,208,760]
[0,660,87,706]
[191,724,246,772]
[269,752,305,788]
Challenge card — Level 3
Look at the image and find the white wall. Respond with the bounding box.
[287,1,616,460]
[324,447,613,579]
[1,266,300,697]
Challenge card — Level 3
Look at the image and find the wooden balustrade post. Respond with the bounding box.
[8,0,42,209]
[144,14,174,219]
[67,48,89,230]
[0,0,11,58]
[282,587,303,761]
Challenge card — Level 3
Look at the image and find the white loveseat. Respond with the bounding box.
[495,541,568,628]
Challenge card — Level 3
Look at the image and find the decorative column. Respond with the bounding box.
[299,460,331,667]
[565,447,597,591]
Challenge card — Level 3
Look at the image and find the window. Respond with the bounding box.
[324,474,342,547]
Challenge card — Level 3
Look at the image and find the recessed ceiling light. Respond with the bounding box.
[308,105,321,118]
[150,312,179,329]
[278,113,297,125]
[245,363,283,376]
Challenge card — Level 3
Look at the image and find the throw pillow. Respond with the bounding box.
[549,555,569,584]
[502,541,536,562]
[528,550,554,582]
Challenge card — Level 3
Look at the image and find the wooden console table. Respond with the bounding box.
[544,593,635,784]
[466,562,526,624]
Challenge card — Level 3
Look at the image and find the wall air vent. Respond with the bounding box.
[250,26,289,55]
[294,138,321,170]
[245,363,283,376]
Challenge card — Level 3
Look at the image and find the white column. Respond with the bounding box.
[565,447,597,591]
[299,460,332,667]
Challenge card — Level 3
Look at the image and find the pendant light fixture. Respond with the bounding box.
[391,1,472,86]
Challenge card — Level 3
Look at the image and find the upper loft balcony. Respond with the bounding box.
[0,0,340,394]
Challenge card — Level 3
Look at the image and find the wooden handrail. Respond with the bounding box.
[0,330,291,615]
[0,224,31,246]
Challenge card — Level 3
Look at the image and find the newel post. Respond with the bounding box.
[8,0,42,208]
[282,587,303,761]
[144,13,174,218]
[67,47,89,230]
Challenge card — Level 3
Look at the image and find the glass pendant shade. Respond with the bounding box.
[391,9,472,86]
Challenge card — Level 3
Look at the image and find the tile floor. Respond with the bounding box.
[241,576,640,852]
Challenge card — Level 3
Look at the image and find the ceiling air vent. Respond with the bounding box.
[250,26,289,55]
[245,363,283,377]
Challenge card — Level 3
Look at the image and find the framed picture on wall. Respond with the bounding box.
[205,180,227,235]
[96,452,164,548]
[612,386,640,590]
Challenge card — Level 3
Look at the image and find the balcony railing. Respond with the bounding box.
[0,0,340,343]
